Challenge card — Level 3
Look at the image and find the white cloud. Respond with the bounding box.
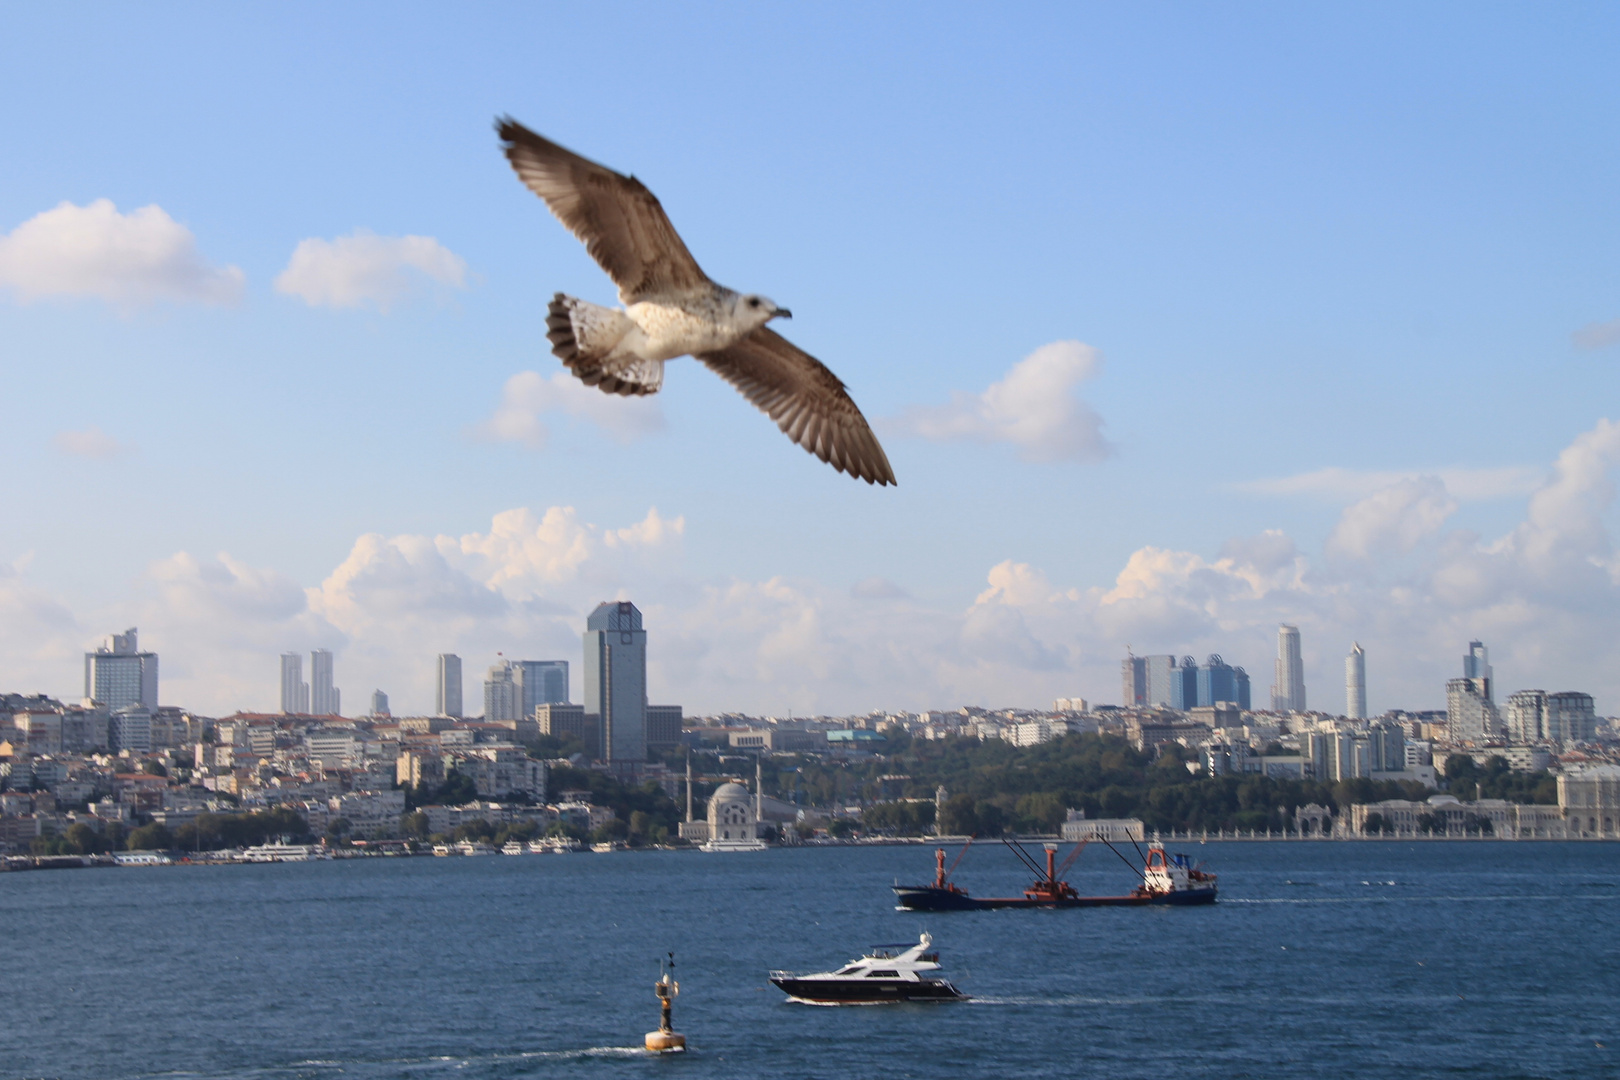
[274,230,467,312]
[890,340,1111,463]
[1573,317,1620,351]
[52,426,135,459]
[474,370,665,449]
[0,199,243,307]
[1234,465,1541,502]
[1325,476,1458,561]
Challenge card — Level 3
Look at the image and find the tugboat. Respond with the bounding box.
[770,932,967,1004]
[893,838,1217,911]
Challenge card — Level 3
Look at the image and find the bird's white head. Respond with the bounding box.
[730,292,791,332]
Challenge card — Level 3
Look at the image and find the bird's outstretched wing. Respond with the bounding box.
[697,328,896,486]
[497,118,710,303]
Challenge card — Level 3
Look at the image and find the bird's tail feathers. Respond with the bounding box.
[546,294,654,396]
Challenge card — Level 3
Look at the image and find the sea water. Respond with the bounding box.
[2,841,1616,1079]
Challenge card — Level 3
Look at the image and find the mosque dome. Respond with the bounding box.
[711,782,751,803]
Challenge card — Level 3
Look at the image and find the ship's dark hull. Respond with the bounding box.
[892,884,1218,911]
[770,976,966,1003]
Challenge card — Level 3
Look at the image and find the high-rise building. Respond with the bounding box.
[1271,625,1306,712]
[310,649,340,716]
[1506,689,1547,743]
[1346,643,1366,719]
[370,689,390,717]
[1367,719,1405,772]
[584,600,647,765]
[84,628,158,711]
[646,704,683,752]
[109,704,152,753]
[515,660,569,715]
[436,654,463,718]
[1463,641,1493,702]
[1547,691,1597,746]
[1447,677,1500,745]
[484,660,521,722]
[1122,654,1182,707]
[1168,656,1199,710]
[1195,655,1251,710]
[537,702,598,757]
[1144,655,1178,707]
[280,653,310,714]
[1121,655,1147,707]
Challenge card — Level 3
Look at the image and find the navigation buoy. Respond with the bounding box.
[645,952,686,1053]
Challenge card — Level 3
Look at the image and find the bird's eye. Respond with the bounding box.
[747,297,760,308]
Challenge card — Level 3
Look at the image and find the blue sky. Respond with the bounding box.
[2,3,1618,717]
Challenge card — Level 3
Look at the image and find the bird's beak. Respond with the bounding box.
[774,308,792,320]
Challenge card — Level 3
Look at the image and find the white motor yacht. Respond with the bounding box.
[769,932,966,1004]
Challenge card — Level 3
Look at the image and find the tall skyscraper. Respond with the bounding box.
[1194,655,1251,709]
[1463,641,1493,702]
[1168,656,1198,709]
[84,628,158,710]
[584,600,647,765]
[1345,643,1366,720]
[1271,625,1306,712]
[1144,655,1178,707]
[310,649,340,716]
[370,689,390,717]
[484,660,521,721]
[1121,655,1146,706]
[1123,653,1193,708]
[515,660,569,715]
[1448,640,1499,744]
[436,654,462,718]
[280,652,310,714]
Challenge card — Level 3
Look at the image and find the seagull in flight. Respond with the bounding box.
[496,118,895,486]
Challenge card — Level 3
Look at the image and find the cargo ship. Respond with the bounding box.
[892,837,1216,911]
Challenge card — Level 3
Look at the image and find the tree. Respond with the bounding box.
[126,823,173,850]
[400,811,430,839]
[493,820,539,847]
[452,819,495,842]
[938,793,979,836]
[590,818,629,843]
[1362,812,1388,836]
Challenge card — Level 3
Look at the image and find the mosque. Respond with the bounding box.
[678,757,767,851]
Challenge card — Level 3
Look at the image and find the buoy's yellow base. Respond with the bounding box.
[645,1030,686,1053]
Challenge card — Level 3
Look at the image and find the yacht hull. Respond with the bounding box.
[770,976,966,1004]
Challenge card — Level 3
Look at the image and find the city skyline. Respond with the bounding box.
[25,615,1620,725]
[3,7,1620,717]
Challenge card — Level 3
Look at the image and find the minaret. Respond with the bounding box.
[754,754,763,832]
[684,752,693,823]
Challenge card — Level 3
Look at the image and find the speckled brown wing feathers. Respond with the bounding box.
[698,328,896,486]
[497,118,710,302]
